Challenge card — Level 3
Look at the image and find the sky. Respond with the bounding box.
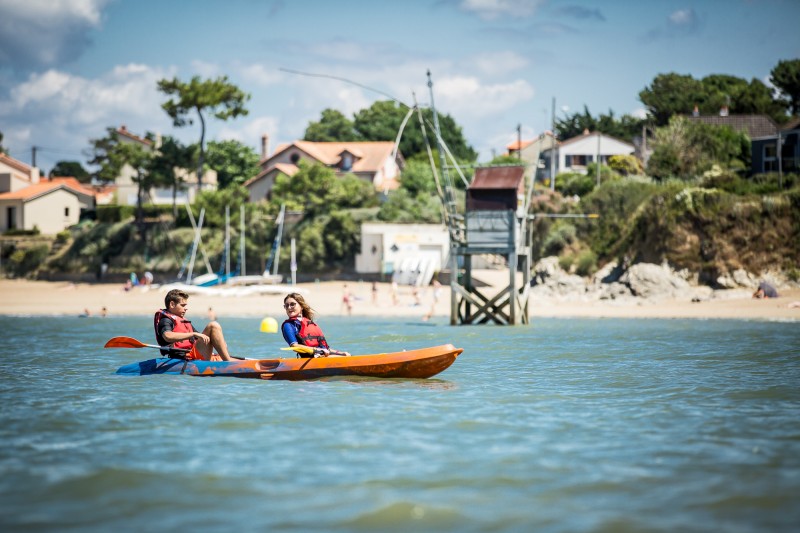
[1,0,799,174]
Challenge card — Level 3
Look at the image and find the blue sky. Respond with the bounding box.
[1,0,799,173]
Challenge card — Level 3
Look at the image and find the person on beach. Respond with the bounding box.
[341,284,353,315]
[281,292,350,357]
[752,281,779,299]
[154,289,235,361]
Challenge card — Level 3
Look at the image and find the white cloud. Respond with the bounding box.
[435,76,535,118]
[239,64,284,88]
[0,0,109,70]
[459,0,544,20]
[471,51,529,77]
[218,115,280,152]
[0,63,177,169]
[630,107,648,119]
[669,9,694,26]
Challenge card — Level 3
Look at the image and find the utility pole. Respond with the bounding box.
[549,98,556,191]
[517,123,522,160]
[31,146,37,168]
[596,132,601,187]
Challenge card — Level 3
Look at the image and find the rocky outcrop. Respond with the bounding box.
[529,257,785,302]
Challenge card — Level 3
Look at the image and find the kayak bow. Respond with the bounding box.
[116,344,462,380]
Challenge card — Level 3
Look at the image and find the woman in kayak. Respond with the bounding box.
[281,292,350,357]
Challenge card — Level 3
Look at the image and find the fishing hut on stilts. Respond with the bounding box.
[424,72,538,325]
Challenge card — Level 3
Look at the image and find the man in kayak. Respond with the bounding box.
[155,289,234,361]
[281,292,350,357]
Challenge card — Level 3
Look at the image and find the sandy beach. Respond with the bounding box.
[1,274,798,322]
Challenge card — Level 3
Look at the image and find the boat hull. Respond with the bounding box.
[116,344,462,380]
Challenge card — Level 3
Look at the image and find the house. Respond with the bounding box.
[541,130,635,177]
[355,222,449,286]
[685,112,779,139]
[112,125,217,206]
[0,152,96,233]
[244,136,404,203]
[684,111,800,176]
[506,132,556,181]
[751,117,800,175]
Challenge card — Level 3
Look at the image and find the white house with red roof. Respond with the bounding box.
[0,152,96,234]
[244,136,403,203]
[112,125,217,206]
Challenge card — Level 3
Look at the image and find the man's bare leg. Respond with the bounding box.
[196,322,233,361]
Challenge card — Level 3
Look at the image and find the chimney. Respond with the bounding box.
[720,106,729,117]
[261,134,270,160]
[120,124,127,132]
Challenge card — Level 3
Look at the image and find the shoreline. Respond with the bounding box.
[1,278,799,322]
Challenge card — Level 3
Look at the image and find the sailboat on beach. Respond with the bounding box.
[164,204,305,296]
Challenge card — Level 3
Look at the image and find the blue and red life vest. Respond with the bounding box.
[283,316,329,349]
[154,309,199,359]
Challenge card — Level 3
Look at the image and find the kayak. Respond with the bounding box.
[116,344,462,380]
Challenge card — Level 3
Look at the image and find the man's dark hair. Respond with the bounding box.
[165,289,189,308]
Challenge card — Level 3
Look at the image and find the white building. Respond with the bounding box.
[113,125,217,206]
[544,130,635,175]
[355,223,449,286]
[0,152,96,234]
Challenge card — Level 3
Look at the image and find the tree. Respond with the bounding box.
[555,106,644,142]
[304,109,361,142]
[0,130,5,153]
[205,140,261,189]
[158,76,250,190]
[354,103,478,163]
[89,128,155,236]
[645,116,750,180]
[640,69,791,126]
[771,59,800,115]
[304,100,478,162]
[701,74,786,121]
[49,161,90,182]
[639,73,706,126]
[148,135,195,216]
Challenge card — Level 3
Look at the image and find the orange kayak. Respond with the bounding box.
[116,344,462,380]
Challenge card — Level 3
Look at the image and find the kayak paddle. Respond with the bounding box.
[105,336,188,351]
[104,336,249,360]
[281,345,316,355]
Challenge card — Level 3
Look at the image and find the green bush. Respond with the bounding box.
[574,249,598,276]
[543,223,576,256]
[6,243,50,278]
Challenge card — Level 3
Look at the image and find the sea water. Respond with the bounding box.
[0,315,798,532]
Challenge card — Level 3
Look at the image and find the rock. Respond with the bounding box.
[619,263,690,299]
[732,269,754,287]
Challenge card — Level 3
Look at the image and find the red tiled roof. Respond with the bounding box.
[506,139,533,151]
[470,166,526,190]
[116,125,152,145]
[0,152,34,174]
[0,179,95,202]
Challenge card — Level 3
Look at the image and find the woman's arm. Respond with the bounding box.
[281,321,300,345]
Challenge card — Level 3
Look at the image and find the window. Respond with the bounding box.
[341,153,353,171]
[567,154,590,167]
[290,153,300,164]
[65,207,70,217]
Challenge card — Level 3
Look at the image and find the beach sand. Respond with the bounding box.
[1,274,798,322]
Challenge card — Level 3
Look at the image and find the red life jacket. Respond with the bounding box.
[154,309,199,359]
[283,316,329,349]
